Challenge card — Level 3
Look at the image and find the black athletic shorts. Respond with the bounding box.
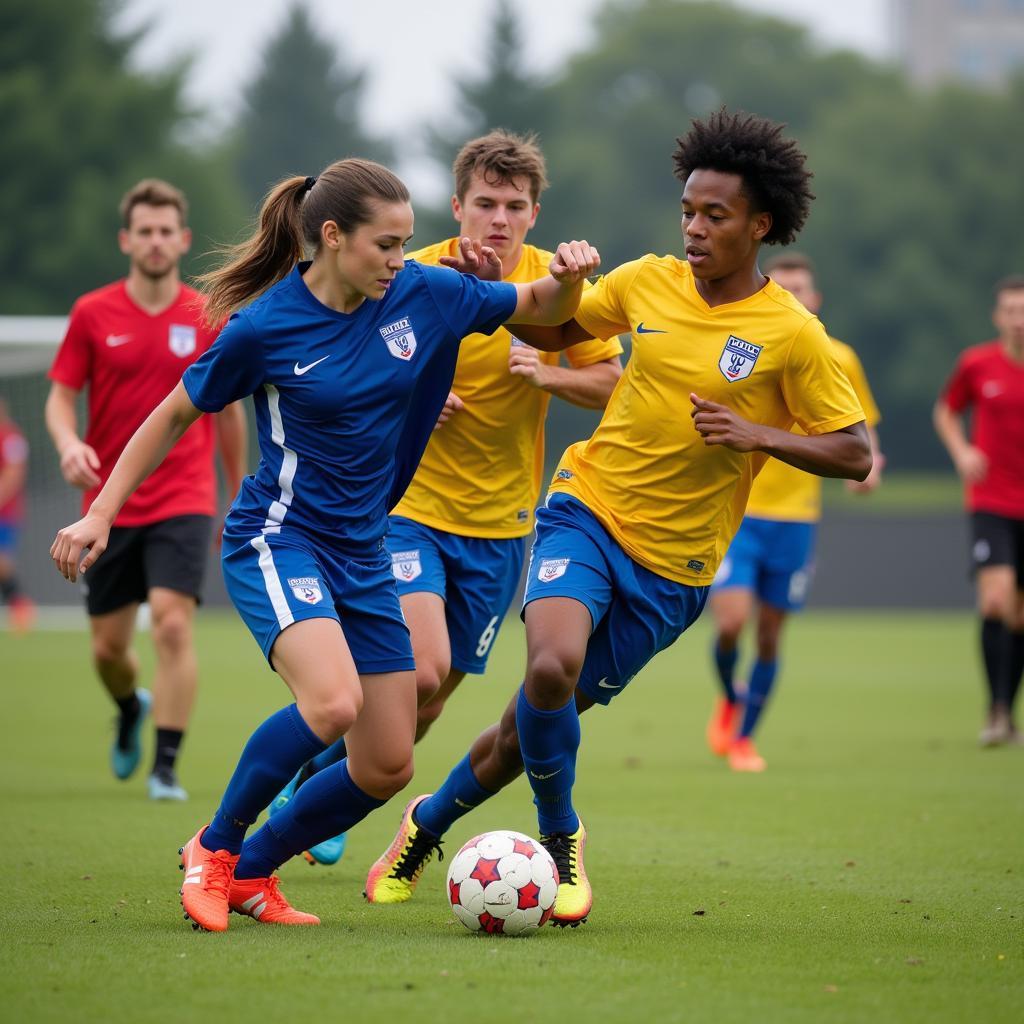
[970,511,1024,587]
[83,514,213,616]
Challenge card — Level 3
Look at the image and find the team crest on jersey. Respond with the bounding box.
[168,324,197,358]
[391,549,422,582]
[380,318,417,361]
[538,558,570,582]
[718,335,762,382]
[288,576,323,604]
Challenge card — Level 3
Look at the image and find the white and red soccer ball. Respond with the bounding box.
[446,830,559,936]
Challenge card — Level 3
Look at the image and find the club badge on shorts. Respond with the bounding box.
[718,335,762,382]
[168,324,197,357]
[288,576,323,604]
[380,318,417,361]
[391,550,422,582]
[538,557,570,582]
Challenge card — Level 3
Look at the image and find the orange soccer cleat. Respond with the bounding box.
[728,736,767,773]
[706,697,740,757]
[178,827,239,932]
[229,875,320,925]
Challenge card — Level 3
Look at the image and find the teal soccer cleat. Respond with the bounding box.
[111,688,151,780]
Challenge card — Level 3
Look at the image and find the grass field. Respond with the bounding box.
[2,610,1021,1024]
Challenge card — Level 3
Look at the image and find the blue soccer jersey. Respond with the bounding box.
[183,261,517,552]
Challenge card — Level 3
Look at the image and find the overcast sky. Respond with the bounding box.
[118,0,891,194]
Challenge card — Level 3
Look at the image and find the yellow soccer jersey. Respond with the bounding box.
[551,254,865,585]
[745,338,881,522]
[391,240,623,537]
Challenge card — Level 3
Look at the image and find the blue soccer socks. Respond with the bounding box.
[414,753,494,837]
[516,686,580,836]
[202,704,326,855]
[738,659,778,739]
[236,760,384,878]
[713,640,740,704]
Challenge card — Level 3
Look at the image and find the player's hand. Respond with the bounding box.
[434,391,465,430]
[50,512,112,582]
[549,241,600,285]
[59,439,101,489]
[439,237,503,281]
[846,451,886,494]
[953,445,988,484]
[690,393,763,451]
[508,341,550,389]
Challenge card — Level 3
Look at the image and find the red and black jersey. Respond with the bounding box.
[943,340,1024,518]
[49,280,221,526]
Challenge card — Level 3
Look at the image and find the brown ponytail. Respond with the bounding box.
[199,159,410,325]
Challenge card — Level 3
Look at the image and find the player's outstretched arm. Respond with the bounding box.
[690,393,872,481]
[51,382,203,581]
[506,241,600,340]
[933,399,988,483]
[508,347,622,410]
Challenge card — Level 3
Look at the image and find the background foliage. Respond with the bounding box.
[4,0,1022,467]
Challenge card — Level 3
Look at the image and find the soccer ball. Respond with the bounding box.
[446,830,559,936]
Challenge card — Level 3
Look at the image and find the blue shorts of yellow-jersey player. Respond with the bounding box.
[711,516,817,612]
[523,493,708,707]
[0,519,19,555]
[221,524,415,674]
[387,515,527,675]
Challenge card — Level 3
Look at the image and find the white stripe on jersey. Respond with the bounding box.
[250,535,295,630]
[264,384,297,528]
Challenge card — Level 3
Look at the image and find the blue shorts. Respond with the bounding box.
[712,516,817,611]
[523,493,708,706]
[387,516,527,674]
[0,520,18,555]
[221,524,414,674]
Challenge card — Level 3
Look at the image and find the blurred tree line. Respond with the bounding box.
[3,0,1023,468]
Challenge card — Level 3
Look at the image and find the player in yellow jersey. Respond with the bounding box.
[706,252,884,772]
[365,109,872,926]
[269,132,622,867]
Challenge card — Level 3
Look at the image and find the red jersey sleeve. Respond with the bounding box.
[942,352,974,414]
[49,299,94,391]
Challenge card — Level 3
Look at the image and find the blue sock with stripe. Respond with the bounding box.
[414,753,495,838]
[236,759,385,878]
[515,686,580,836]
[738,659,778,739]
[714,639,740,704]
[202,704,325,855]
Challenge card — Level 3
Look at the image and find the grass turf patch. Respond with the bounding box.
[2,610,1020,1023]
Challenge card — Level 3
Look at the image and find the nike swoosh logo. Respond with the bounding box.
[596,677,621,689]
[529,768,562,781]
[105,334,133,347]
[454,798,473,809]
[635,322,667,334]
[294,355,331,376]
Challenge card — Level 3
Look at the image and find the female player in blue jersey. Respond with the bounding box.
[50,158,600,932]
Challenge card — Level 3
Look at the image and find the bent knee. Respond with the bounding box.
[526,648,583,703]
[358,756,414,799]
[152,610,193,653]
[312,693,363,738]
[92,636,131,666]
[415,662,446,708]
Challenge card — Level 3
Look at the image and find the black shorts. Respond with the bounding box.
[83,514,213,616]
[970,511,1024,587]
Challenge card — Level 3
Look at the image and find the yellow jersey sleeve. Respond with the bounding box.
[572,261,647,340]
[832,339,881,428]
[391,241,622,537]
[745,337,876,523]
[781,321,866,436]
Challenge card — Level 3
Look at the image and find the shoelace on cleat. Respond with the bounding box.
[200,850,236,903]
[390,829,444,882]
[540,833,578,886]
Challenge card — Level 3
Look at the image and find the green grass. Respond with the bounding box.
[2,611,1021,1024]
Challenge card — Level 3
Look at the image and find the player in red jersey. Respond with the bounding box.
[45,179,248,798]
[0,399,35,631]
[935,274,1024,746]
